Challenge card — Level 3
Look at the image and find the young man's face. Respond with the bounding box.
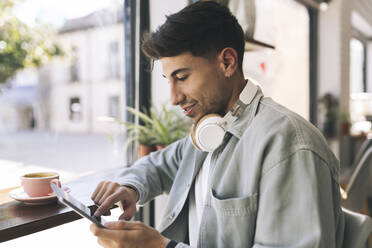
[161,52,232,124]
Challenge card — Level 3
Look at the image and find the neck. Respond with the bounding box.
[223,75,247,115]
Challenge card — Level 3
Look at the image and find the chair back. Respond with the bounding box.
[342,208,372,248]
[353,139,372,169]
[342,146,372,211]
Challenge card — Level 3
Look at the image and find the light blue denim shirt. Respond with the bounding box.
[117,89,345,247]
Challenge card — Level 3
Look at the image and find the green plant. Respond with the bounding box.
[125,105,191,147]
[339,111,350,123]
[319,93,339,138]
[99,104,191,150]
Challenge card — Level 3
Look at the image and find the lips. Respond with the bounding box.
[182,104,196,116]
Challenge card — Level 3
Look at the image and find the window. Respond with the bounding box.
[69,97,82,121]
[0,1,126,246]
[107,41,120,79]
[70,46,80,82]
[349,37,371,132]
[108,96,120,119]
[350,38,366,93]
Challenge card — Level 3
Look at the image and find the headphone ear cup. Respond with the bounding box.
[190,123,202,151]
[191,114,225,152]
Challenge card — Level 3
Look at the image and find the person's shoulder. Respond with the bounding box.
[255,97,324,145]
[245,97,338,169]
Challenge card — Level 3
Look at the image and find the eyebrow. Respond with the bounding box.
[162,68,190,79]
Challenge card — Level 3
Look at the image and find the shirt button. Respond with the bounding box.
[169,212,176,220]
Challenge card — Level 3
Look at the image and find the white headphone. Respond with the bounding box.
[190,79,258,152]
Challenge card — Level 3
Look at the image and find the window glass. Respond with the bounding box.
[349,38,371,134]
[0,0,125,191]
[70,46,80,82]
[109,95,120,119]
[108,41,121,79]
[69,97,82,121]
[350,38,365,94]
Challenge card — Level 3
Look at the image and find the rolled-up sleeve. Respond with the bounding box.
[115,137,187,205]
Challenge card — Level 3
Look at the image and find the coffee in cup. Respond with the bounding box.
[21,172,59,197]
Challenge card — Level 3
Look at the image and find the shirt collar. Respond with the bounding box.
[226,86,264,139]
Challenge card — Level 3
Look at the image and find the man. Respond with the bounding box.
[90,1,345,247]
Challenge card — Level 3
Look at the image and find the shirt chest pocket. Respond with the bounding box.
[210,190,258,247]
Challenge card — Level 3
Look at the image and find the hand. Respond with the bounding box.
[90,221,170,248]
[91,181,138,220]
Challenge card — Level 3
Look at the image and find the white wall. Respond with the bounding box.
[244,0,309,119]
[318,0,352,114]
[318,0,343,99]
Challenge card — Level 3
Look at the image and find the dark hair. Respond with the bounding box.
[142,1,245,72]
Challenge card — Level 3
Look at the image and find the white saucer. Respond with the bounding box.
[8,186,71,205]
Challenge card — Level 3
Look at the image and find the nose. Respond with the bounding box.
[170,83,185,106]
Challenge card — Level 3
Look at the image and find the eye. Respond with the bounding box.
[176,75,189,81]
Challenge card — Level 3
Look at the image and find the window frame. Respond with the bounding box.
[351,29,368,92]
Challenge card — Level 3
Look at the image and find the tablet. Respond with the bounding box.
[51,183,107,228]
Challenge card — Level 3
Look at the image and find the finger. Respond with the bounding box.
[91,223,120,238]
[118,203,136,221]
[97,238,106,248]
[105,220,142,230]
[93,181,109,204]
[97,238,113,248]
[99,183,119,205]
[90,223,102,236]
[94,191,123,217]
[117,200,124,211]
[91,181,105,201]
[118,212,131,221]
[91,222,130,241]
[93,181,110,204]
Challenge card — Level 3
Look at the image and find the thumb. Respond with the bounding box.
[119,203,136,220]
[105,220,137,230]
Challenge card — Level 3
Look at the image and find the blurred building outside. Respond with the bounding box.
[0,6,125,135]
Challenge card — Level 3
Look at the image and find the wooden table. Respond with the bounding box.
[0,167,123,242]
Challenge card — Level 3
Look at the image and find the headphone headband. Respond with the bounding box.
[218,79,257,129]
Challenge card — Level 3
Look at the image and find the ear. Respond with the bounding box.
[218,47,238,78]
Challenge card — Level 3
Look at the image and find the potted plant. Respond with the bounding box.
[98,114,157,159]
[319,93,339,138]
[123,107,158,158]
[339,111,351,136]
[100,104,191,159]
[125,104,191,156]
